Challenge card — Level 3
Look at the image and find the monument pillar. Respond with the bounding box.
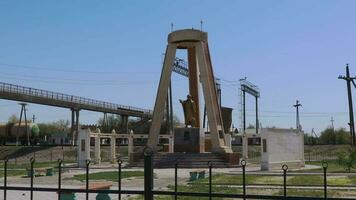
[188,47,200,128]
[77,128,91,168]
[147,29,232,153]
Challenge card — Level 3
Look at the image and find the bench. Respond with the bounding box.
[189,170,206,181]
[59,182,113,200]
[26,167,54,177]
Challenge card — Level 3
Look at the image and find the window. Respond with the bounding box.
[263,139,267,152]
[81,140,86,152]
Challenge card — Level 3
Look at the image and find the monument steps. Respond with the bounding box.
[131,152,237,168]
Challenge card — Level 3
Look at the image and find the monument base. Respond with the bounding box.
[174,127,205,153]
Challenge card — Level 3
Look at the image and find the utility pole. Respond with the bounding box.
[32,114,36,123]
[330,117,335,131]
[293,100,302,131]
[338,64,356,145]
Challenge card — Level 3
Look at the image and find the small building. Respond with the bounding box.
[48,133,70,145]
[260,128,304,171]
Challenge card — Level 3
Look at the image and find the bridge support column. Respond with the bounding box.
[94,136,101,164]
[121,115,129,134]
[71,109,75,146]
[75,109,80,145]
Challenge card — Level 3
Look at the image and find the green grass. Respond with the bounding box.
[71,170,144,182]
[196,173,283,185]
[195,173,356,187]
[0,169,26,177]
[0,160,75,169]
[304,160,356,173]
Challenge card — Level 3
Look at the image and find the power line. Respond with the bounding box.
[0,62,156,74]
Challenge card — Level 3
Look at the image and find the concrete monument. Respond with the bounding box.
[260,128,305,171]
[147,29,232,153]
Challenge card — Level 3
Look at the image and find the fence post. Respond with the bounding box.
[117,159,122,200]
[282,164,288,200]
[30,157,35,200]
[208,161,212,200]
[322,161,328,199]
[144,148,154,200]
[85,159,90,200]
[241,160,247,200]
[174,162,178,200]
[4,158,8,200]
[57,159,63,200]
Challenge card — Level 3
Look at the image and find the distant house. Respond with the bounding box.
[48,133,70,145]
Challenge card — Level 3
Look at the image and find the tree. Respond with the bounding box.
[37,120,70,137]
[319,128,350,145]
[97,114,122,133]
[7,114,19,123]
[335,128,351,144]
[338,147,356,172]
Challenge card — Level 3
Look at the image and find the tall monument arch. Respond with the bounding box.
[147,29,232,153]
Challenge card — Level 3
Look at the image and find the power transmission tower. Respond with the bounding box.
[293,100,302,131]
[338,64,356,145]
[17,103,29,146]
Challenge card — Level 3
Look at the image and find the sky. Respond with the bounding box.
[0,0,355,135]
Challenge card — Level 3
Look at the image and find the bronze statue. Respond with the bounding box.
[180,95,197,127]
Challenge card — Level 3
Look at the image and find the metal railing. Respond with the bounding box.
[0,82,153,116]
[1,153,356,200]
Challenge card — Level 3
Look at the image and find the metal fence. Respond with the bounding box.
[1,151,356,200]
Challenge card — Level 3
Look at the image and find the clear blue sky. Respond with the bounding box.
[0,0,355,134]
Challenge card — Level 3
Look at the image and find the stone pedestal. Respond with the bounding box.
[77,129,91,168]
[174,127,205,153]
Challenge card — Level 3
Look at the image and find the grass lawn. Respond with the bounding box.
[0,160,76,169]
[304,160,356,173]
[0,169,26,177]
[71,170,144,182]
[194,172,356,187]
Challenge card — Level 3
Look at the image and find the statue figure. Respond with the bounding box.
[180,95,197,127]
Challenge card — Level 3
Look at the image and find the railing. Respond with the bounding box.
[0,82,153,116]
[1,152,356,200]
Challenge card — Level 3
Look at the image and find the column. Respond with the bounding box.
[77,129,91,167]
[94,136,101,164]
[75,109,80,145]
[110,135,116,163]
[128,130,134,162]
[71,109,75,146]
[242,134,248,159]
[168,134,174,153]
